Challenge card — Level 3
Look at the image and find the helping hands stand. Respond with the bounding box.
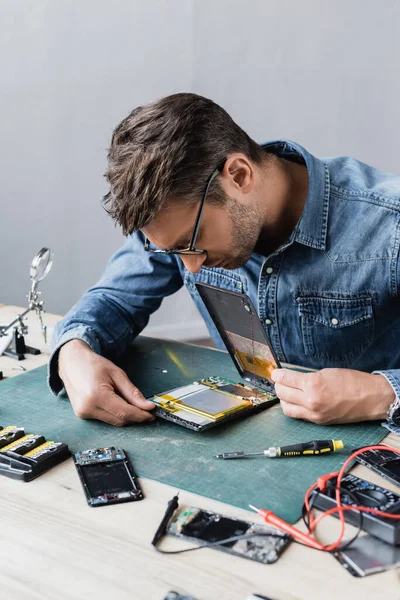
[0,248,53,362]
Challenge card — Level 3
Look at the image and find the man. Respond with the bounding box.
[50,93,400,430]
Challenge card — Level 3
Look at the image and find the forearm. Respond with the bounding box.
[48,290,146,395]
[48,233,183,395]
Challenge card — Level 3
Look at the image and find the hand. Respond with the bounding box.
[58,339,155,426]
[270,367,395,425]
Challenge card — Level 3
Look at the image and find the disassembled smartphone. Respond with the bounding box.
[150,284,282,431]
[354,446,400,488]
[167,506,291,564]
[74,447,143,507]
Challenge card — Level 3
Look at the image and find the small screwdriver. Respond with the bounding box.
[215,439,344,459]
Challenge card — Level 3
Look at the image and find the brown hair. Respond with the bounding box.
[103,93,266,235]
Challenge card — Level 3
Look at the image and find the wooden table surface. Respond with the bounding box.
[0,304,399,600]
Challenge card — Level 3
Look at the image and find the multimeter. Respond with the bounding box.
[311,473,400,545]
[354,446,400,488]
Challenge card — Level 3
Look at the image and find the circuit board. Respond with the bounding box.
[73,447,143,506]
[168,506,290,564]
[151,376,277,431]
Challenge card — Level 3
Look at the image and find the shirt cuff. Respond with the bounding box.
[372,369,400,430]
[382,422,400,435]
[47,327,102,396]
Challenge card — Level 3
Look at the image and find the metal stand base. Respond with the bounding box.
[2,329,41,361]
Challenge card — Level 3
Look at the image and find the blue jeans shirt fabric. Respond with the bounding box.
[49,140,400,431]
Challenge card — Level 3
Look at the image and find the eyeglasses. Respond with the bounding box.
[144,159,226,256]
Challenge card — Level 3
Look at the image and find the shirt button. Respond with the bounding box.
[331,318,339,325]
[266,267,274,274]
[265,318,272,325]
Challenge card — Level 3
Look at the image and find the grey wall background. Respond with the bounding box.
[1,0,399,340]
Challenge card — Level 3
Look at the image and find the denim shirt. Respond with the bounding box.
[49,140,400,429]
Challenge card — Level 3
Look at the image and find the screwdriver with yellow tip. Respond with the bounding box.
[215,439,344,459]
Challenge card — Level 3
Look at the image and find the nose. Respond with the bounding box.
[180,253,207,274]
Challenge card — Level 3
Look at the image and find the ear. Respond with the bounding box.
[221,154,255,195]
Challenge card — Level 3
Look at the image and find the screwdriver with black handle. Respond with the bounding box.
[215,439,344,459]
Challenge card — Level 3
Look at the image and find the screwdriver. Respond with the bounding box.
[215,439,344,459]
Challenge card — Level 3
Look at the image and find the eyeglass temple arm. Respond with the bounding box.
[188,160,226,251]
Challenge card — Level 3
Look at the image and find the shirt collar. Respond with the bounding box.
[261,140,330,251]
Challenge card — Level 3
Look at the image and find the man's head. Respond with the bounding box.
[103,93,273,272]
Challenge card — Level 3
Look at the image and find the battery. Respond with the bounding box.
[0,441,70,481]
[0,426,25,449]
[0,434,45,455]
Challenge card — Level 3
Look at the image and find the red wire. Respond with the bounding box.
[314,444,400,552]
[262,444,400,552]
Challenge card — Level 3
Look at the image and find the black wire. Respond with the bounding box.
[153,531,290,555]
[301,480,364,554]
[301,490,318,532]
[154,479,368,557]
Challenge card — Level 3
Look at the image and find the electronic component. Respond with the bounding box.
[0,426,25,448]
[74,447,143,507]
[0,433,45,455]
[196,284,281,383]
[354,446,400,488]
[334,534,400,577]
[150,284,283,432]
[151,376,278,432]
[311,473,400,545]
[0,440,70,481]
[167,506,291,564]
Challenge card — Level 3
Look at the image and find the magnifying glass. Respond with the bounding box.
[29,248,54,293]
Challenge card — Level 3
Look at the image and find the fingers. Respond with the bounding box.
[274,382,307,407]
[112,369,155,410]
[271,368,306,390]
[98,393,155,426]
[280,399,320,423]
[275,376,322,422]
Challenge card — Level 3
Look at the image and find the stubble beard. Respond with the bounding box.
[226,197,261,270]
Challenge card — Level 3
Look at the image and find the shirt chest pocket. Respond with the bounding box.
[296,295,374,364]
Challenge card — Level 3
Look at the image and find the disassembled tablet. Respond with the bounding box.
[74,447,143,507]
[150,284,281,431]
[167,506,291,564]
[151,376,277,431]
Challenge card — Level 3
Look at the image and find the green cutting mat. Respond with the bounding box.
[0,337,386,523]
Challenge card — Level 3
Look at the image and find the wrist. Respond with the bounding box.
[58,339,92,381]
[372,374,396,420]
